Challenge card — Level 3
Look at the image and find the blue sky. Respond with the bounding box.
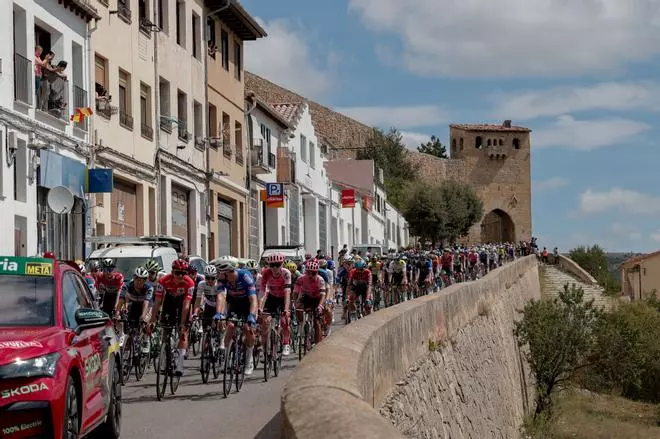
[240,0,660,253]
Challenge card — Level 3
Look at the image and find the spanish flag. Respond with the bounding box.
[70,107,94,122]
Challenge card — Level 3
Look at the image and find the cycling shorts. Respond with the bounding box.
[100,291,118,316]
[391,272,404,285]
[126,300,146,323]
[160,294,185,327]
[226,295,251,320]
[298,294,321,311]
[200,305,216,328]
[264,295,286,315]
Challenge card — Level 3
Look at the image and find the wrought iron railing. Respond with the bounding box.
[268,152,276,168]
[223,142,232,158]
[141,123,153,140]
[117,2,131,23]
[236,145,244,165]
[119,110,133,130]
[14,53,32,105]
[178,125,189,142]
[73,85,87,129]
[159,117,172,133]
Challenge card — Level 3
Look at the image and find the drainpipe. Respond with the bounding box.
[244,94,257,257]
[85,17,99,257]
[153,3,161,235]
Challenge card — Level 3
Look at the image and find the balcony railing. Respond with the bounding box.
[96,97,112,118]
[117,2,131,23]
[267,152,276,168]
[141,123,153,140]
[160,117,172,133]
[14,53,32,105]
[236,145,244,165]
[119,111,133,130]
[223,142,232,158]
[73,85,87,130]
[178,126,189,142]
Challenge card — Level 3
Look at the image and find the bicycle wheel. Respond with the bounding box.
[222,340,235,398]
[200,331,212,384]
[212,332,222,380]
[191,320,201,357]
[235,337,246,392]
[263,327,271,382]
[120,335,133,385]
[155,335,169,401]
[135,334,148,381]
[273,328,282,377]
[169,334,181,395]
[298,320,305,361]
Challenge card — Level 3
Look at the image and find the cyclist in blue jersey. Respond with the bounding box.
[212,260,258,375]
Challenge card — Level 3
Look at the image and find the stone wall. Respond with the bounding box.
[281,256,540,438]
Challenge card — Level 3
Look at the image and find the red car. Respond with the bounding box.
[0,256,122,438]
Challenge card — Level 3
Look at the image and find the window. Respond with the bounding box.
[459,137,464,150]
[206,17,216,58]
[222,112,230,157]
[140,82,152,140]
[221,29,229,70]
[118,69,133,130]
[139,0,149,33]
[158,76,170,132]
[117,0,131,23]
[157,0,168,33]
[513,138,520,149]
[260,124,271,156]
[208,103,217,140]
[177,89,187,141]
[300,134,307,163]
[309,141,316,169]
[192,13,200,59]
[234,40,241,80]
[62,273,90,329]
[235,121,243,163]
[175,0,185,47]
[475,136,483,149]
[94,54,109,116]
[193,100,202,142]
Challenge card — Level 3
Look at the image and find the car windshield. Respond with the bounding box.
[0,276,54,326]
[88,256,164,278]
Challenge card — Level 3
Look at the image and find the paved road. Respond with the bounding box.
[121,310,344,439]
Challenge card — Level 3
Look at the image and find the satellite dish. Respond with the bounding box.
[47,186,75,214]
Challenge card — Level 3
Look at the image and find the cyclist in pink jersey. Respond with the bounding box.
[294,260,327,345]
[259,253,293,355]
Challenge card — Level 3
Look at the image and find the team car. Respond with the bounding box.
[0,255,122,438]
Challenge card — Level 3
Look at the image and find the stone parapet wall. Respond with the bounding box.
[281,256,541,438]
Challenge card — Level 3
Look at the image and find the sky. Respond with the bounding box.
[239,0,660,253]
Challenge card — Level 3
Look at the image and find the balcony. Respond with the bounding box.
[119,110,133,130]
[141,123,153,140]
[223,142,232,159]
[178,126,190,143]
[159,117,172,133]
[96,97,113,119]
[73,85,88,130]
[117,2,131,23]
[14,53,32,105]
[250,147,269,175]
[267,152,276,168]
[236,145,244,165]
[36,72,69,122]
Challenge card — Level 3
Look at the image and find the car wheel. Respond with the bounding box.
[63,377,79,439]
[95,357,121,438]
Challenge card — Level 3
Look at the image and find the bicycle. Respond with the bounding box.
[222,315,249,398]
[200,322,223,384]
[120,318,149,384]
[188,315,203,357]
[155,323,181,401]
[297,307,322,361]
[261,311,283,381]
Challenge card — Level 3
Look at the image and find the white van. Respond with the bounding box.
[87,246,178,278]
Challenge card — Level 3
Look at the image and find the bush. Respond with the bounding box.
[569,244,620,295]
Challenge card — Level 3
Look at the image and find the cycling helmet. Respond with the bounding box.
[267,253,285,264]
[214,260,235,273]
[171,258,189,272]
[144,259,161,273]
[318,259,328,268]
[327,260,335,270]
[78,263,87,274]
[285,261,298,272]
[304,253,312,260]
[204,265,218,278]
[134,267,149,279]
[88,260,100,271]
[343,254,354,263]
[354,259,367,269]
[188,264,199,274]
[102,258,115,269]
[305,260,319,272]
[246,260,259,270]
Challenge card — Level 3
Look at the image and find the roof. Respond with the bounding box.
[271,103,303,125]
[246,93,291,129]
[61,0,101,22]
[450,123,531,133]
[620,250,660,269]
[206,0,266,41]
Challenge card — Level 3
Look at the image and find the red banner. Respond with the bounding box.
[341,189,355,208]
[362,195,372,211]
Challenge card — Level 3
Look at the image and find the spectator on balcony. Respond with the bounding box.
[34,45,48,101]
[35,49,56,110]
[38,54,68,115]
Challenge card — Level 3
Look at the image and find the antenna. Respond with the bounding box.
[47,186,75,214]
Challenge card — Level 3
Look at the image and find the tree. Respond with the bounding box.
[402,180,483,246]
[569,245,621,295]
[514,284,602,420]
[417,135,448,158]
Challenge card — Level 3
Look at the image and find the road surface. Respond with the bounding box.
[121,310,344,439]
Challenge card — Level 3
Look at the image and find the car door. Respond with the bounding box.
[61,271,106,431]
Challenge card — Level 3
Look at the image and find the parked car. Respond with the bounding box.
[0,255,122,438]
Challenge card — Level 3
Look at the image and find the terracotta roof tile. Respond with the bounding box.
[270,103,302,125]
[450,123,531,133]
[620,250,660,268]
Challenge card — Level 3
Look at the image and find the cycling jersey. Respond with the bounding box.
[348,268,372,294]
[260,267,292,298]
[120,280,154,321]
[391,261,406,274]
[217,269,257,299]
[155,274,195,326]
[440,254,453,269]
[197,280,220,308]
[294,274,326,299]
[95,272,125,315]
[468,252,478,263]
[318,268,329,284]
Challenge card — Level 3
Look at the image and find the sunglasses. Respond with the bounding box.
[205,276,217,281]
[269,263,282,268]
[173,270,186,276]
[103,268,114,273]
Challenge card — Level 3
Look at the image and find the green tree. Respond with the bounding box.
[569,245,621,295]
[417,135,448,158]
[514,284,602,419]
[401,182,444,246]
[437,180,483,243]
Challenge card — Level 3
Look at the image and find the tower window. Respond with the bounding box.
[475,136,483,149]
[487,139,492,146]
[513,138,520,149]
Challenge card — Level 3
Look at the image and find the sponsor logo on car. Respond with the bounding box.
[85,353,101,376]
[0,341,43,349]
[1,383,49,399]
[2,420,44,436]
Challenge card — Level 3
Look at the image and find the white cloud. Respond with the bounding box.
[401,131,433,150]
[493,81,660,120]
[334,105,448,129]
[579,188,660,215]
[534,115,651,150]
[534,177,569,192]
[611,223,643,241]
[245,18,337,99]
[651,231,660,242]
[348,0,660,78]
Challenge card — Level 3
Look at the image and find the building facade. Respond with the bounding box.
[620,251,660,301]
[0,0,99,258]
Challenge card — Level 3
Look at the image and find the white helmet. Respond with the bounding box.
[214,260,234,273]
[134,267,149,279]
[204,265,218,277]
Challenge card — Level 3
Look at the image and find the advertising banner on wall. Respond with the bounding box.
[341,189,355,208]
[362,195,373,211]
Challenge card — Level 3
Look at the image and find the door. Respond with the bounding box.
[61,272,106,431]
[111,179,137,236]
[171,185,189,251]
[217,199,233,256]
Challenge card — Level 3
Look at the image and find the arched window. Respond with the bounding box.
[487,139,492,146]
[475,136,483,149]
[459,138,464,150]
[452,138,457,154]
[499,139,503,146]
[513,138,520,149]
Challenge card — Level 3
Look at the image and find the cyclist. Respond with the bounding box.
[96,258,125,316]
[212,260,259,376]
[317,259,335,335]
[389,257,407,304]
[148,259,195,376]
[439,249,453,286]
[417,255,433,293]
[347,259,373,316]
[259,253,292,356]
[117,267,153,352]
[144,259,166,284]
[194,265,221,334]
[294,260,327,345]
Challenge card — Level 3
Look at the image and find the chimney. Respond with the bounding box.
[503,120,512,128]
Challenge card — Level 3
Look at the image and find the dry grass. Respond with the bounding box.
[549,389,660,439]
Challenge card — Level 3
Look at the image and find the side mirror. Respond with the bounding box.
[74,308,110,334]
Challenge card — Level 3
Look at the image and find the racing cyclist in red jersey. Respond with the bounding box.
[95,258,125,316]
[148,259,195,376]
[294,260,327,345]
[347,259,373,316]
[259,253,292,356]
[440,248,453,286]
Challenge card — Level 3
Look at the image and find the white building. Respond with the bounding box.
[0,0,99,258]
